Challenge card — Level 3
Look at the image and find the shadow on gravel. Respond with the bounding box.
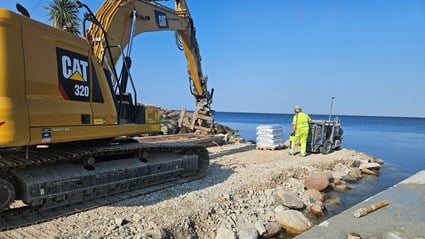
[112,145,258,207]
[209,143,256,160]
[115,163,236,207]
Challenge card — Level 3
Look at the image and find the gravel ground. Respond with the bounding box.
[0,143,377,239]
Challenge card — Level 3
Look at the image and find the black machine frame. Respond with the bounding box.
[307,117,343,154]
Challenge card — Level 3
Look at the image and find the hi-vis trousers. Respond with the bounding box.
[290,127,309,155]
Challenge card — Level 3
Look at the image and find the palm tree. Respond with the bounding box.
[46,0,80,35]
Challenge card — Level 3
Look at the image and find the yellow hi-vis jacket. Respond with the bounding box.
[292,112,311,132]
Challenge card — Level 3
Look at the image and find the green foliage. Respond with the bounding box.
[46,0,80,35]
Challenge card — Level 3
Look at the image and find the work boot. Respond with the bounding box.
[300,153,307,157]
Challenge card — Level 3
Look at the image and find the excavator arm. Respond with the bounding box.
[84,0,213,114]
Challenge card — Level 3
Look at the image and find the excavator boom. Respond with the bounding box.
[87,0,212,112]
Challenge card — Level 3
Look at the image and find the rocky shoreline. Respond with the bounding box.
[1,140,383,239]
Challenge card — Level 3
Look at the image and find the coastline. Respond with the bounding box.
[295,170,425,239]
[1,142,385,238]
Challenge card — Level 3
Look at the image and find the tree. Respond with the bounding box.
[46,0,80,35]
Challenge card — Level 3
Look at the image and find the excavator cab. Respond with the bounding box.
[77,2,159,127]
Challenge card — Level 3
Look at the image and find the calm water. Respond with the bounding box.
[215,112,425,213]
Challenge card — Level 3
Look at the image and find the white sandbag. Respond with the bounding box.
[256,124,284,148]
[256,124,281,130]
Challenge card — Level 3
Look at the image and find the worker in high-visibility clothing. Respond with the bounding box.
[289,105,311,157]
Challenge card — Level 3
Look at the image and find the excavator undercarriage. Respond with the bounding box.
[0,139,209,230]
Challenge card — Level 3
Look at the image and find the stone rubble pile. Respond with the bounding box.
[159,108,245,143]
[203,153,384,238]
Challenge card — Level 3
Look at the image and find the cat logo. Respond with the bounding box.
[61,55,88,82]
[154,10,169,28]
[56,47,90,102]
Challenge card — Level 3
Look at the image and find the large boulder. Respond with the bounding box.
[360,162,381,175]
[274,190,304,210]
[274,206,313,235]
[348,168,363,180]
[332,163,351,179]
[304,174,329,191]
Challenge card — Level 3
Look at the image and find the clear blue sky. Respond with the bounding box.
[1,1,424,117]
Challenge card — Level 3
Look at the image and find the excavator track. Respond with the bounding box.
[0,140,208,171]
[0,173,201,231]
[0,140,209,231]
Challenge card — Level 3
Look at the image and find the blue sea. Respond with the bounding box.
[215,112,425,215]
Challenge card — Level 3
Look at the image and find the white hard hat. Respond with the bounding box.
[294,105,301,111]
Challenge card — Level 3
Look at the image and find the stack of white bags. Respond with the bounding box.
[256,124,285,149]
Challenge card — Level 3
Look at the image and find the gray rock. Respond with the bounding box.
[342,174,357,183]
[286,178,306,192]
[238,226,258,239]
[274,205,287,214]
[275,208,313,235]
[262,221,281,239]
[174,217,197,239]
[332,163,351,178]
[331,182,351,192]
[332,177,342,185]
[254,221,266,236]
[215,227,236,239]
[229,135,245,143]
[351,159,361,168]
[115,217,125,226]
[160,118,179,134]
[349,168,362,179]
[264,189,273,197]
[274,189,304,209]
[360,162,381,175]
[325,197,341,205]
[360,162,381,170]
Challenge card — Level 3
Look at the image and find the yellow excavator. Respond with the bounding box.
[0,0,213,221]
